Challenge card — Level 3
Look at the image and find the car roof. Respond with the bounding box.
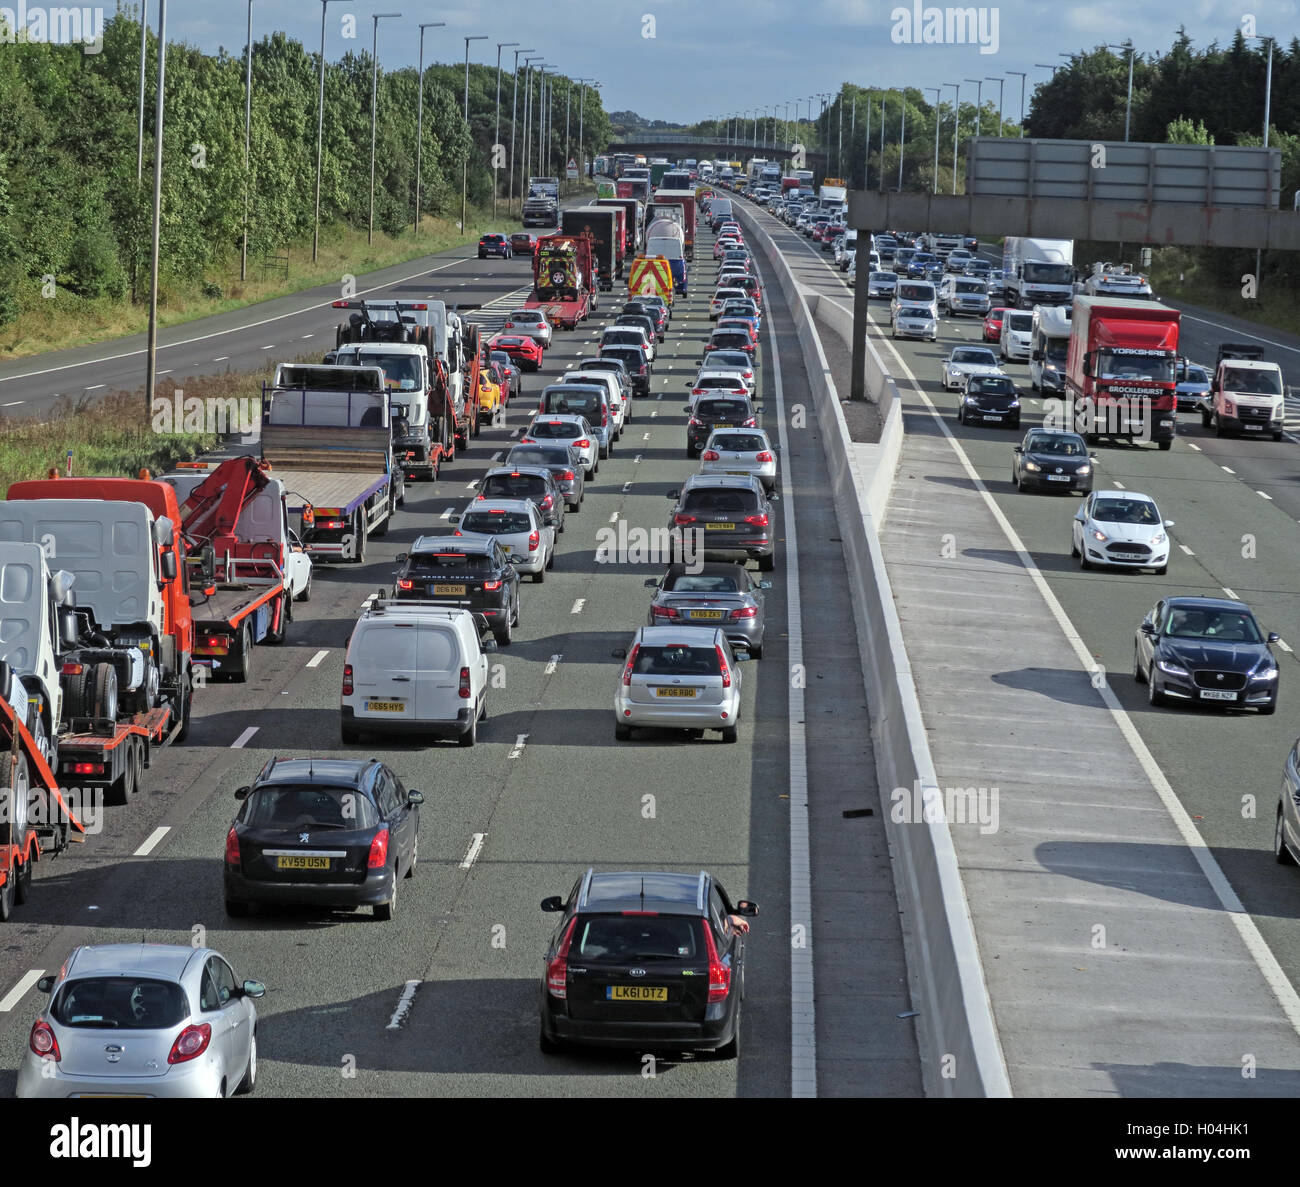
[695,370,748,382]
[66,943,199,980]
[682,472,762,490]
[484,464,552,479]
[1092,489,1154,502]
[530,413,589,425]
[411,533,494,554]
[1163,596,1250,614]
[578,869,711,915]
[636,625,726,646]
[467,498,536,514]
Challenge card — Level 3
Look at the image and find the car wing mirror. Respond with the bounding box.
[735,899,759,916]
[234,785,251,800]
[1269,632,1281,644]
[666,490,680,499]
[37,975,55,993]
[395,553,408,563]
[241,980,267,999]
[1012,446,1022,453]
[644,578,659,588]
[1163,520,1174,528]
[1140,622,1156,636]
[541,896,565,913]
[407,790,424,805]
[611,647,628,659]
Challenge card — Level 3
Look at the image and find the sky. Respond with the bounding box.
[155,0,1297,126]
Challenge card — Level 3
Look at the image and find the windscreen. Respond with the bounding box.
[681,487,757,513]
[669,573,741,592]
[573,914,702,960]
[52,978,190,1030]
[543,391,600,418]
[243,785,378,830]
[1006,314,1033,332]
[1023,261,1072,285]
[1161,607,1262,643]
[461,511,532,534]
[410,551,495,573]
[952,349,996,365]
[1096,351,1175,384]
[1222,367,1283,396]
[1092,499,1160,525]
[632,645,722,678]
[967,377,1016,396]
[483,473,547,499]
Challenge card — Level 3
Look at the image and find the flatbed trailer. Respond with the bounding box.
[57,706,174,806]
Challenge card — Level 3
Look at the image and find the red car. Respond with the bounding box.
[487,332,544,372]
[983,307,1009,343]
[510,232,537,255]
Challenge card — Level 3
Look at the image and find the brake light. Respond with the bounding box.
[459,667,471,698]
[693,388,706,396]
[730,606,758,619]
[744,418,756,427]
[575,438,590,449]
[540,494,553,508]
[715,643,732,689]
[342,664,354,696]
[29,1019,60,1061]
[744,513,769,527]
[673,513,697,526]
[638,365,647,375]
[702,918,731,1001]
[601,409,608,425]
[224,827,240,866]
[527,530,540,552]
[755,451,774,462]
[396,578,414,590]
[651,605,679,618]
[60,662,84,676]
[68,762,104,775]
[367,827,390,869]
[168,1023,212,1064]
[561,469,575,481]
[688,417,701,427]
[483,579,502,591]
[546,915,578,998]
[702,449,720,461]
[322,519,345,531]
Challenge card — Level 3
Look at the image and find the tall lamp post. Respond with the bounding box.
[946,81,960,193]
[414,21,446,234]
[493,41,519,217]
[461,34,488,234]
[144,0,167,422]
[985,75,1003,138]
[1246,34,1275,288]
[240,0,253,282]
[964,77,983,138]
[521,56,542,202]
[926,87,941,193]
[136,0,147,183]
[368,12,402,245]
[1007,70,1026,136]
[575,79,596,185]
[506,47,534,212]
[312,0,346,262]
[1107,41,1135,141]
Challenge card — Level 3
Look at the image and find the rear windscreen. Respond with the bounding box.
[696,399,748,419]
[529,422,581,439]
[668,573,740,592]
[682,488,757,514]
[53,977,190,1030]
[483,474,547,498]
[243,785,378,830]
[573,914,702,960]
[461,512,532,534]
[711,334,749,349]
[543,392,599,417]
[632,644,722,678]
[709,433,766,451]
[697,376,742,390]
[508,447,570,467]
[409,551,494,573]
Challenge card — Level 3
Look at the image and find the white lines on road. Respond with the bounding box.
[491,451,502,461]
[1179,544,1195,556]
[1278,638,1294,654]
[621,481,633,492]
[1259,490,1274,500]
[1222,587,1240,599]
[508,734,529,759]
[1112,481,1124,489]
[651,409,658,417]
[544,654,562,675]
[386,980,421,1029]
[570,598,586,614]
[1221,465,1236,474]
[643,432,651,440]
[300,333,313,339]
[306,650,329,669]
[465,481,479,490]
[634,454,643,464]
[231,727,259,749]
[212,356,228,362]
[85,384,104,390]
[609,511,619,522]
[134,827,171,857]
[0,971,45,1013]
[440,507,453,520]
[459,833,486,870]
[1,400,22,407]
[1186,442,1201,451]
[261,344,276,350]
[156,370,171,376]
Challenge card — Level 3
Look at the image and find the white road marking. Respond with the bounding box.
[306,650,329,668]
[622,481,633,492]
[508,734,529,758]
[85,384,104,390]
[1221,465,1235,474]
[1222,587,1239,599]
[1186,442,1201,451]
[1179,544,1195,556]
[1,400,23,407]
[1259,490,1274,500]
[1278,639,1294,654]
[570,598,586,614]
[213,356,228,362]
[1113,481,1124,489]
[609,512,619,523]
[465,481,478,489]
[0,971,45,1013]
[261,344,276,350]
[231,727,259,749]
[545,654,562,675]
[134,827,170,857]
[651,409,658,417]
[492,451,502,461]
[459,833,486,870]
[643,432,651,440]
[440,507,453,520]
[386,980,421,1029]
[301,333,313,339]
[634,454,643,463]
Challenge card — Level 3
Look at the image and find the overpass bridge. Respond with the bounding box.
[606,134,829,174]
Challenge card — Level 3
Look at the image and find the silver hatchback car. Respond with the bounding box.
[17,943,264,1098]
[613,626,746,743]
[698,427,779,493]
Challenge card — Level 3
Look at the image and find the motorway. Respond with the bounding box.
[748,202,1300,1094]
[0,212,921,1096]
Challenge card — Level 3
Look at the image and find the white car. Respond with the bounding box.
[701,350,757,397]
[1000,309,1034,361]
[946,249,974,273]
[867,270,898,299]
[710,288,747,318]
[456,498,555,581]
[688,371,751,403]
[699,427,778,493]
[940,274,991,317]
[1071,490,1173,573]
[892,305,938,342]
[522,414,599,476]
[941,345,1004,390]
[601,325,654,364]
[502,309,553,348]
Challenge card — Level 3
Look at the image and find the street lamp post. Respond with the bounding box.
[507,48,534,212]
[897,91,905,190]
[521,56,542,201]
[1247,34,1275,288]
[461,34,488,235]
[312,0,345,262]
[493,41,519,217]
[1035,63,1061,77]
[947,81,960,194]
[368,12,402,246]
[143,0,167,422]
[577,81,598,184]
[241,0,252,282]
[926,87,940,193]
[136,0,147,183]
[985,75,1003,137]
[964,78,982,137]
[563,82,572,194]
[1107,42,1135,141]
[862,92,871,188]
[1007,70,1026,136]
[414,22,446,235]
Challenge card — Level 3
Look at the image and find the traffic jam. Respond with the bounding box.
[3,167,776,1093]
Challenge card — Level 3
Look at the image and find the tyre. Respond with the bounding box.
[1070,535,1079,558]
[749,642,764,660]
[107,736,139,806]
[715,1007,741,1060]
[956,405,964,425]
[1158,440,1172,451]
[3,755,30,845]
[1078,549,1090,570]
[235,1032,257,1094]
[1261,698,1278,716]
[720,724,739,744]
[406,834,418,878]
[1154,564,1167,575]
[539,1023,563,1054]
[1147,671,1164,706]
[546,548,556,570]
[295,571,312,603]
[174,670,193,743]
[534,566,546,584]
[92,663,119,720]
[1201,408,1212,428]
[353,513,368,564]
[14,851,32,905]
[1215,417,1225,437]
[758,554,775,572]
[234,622,254,683]
[1132,645,1147,684]
[1009,417,1020,429]
[459,713,477,747]
[374,871,397,920]
[0,863,15,922]
[614,722,632,741]
[494,611,513,647]
[341,724,360,744]
[1275,432,1285,442]
[1276,807,1296,865]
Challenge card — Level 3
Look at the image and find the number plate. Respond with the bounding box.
[726,470,750,475]
[1199,689,1238,701]
[706,522,736,530]
[688,610,725,620]
[276,855,331,870]
[607,985,668,1002]
[1046,475,1071,482]
[366,700,406,712]
[982,415,1002,422]
[1111,552,1145,561]
[433,584,466,595]
[500,545,512,554]
[655,687,698,697]
[1243,424,1263,431]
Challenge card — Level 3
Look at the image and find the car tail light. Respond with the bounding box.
[68,762,104,775]
[702,449,720,461]
[453,529,463,536]
[756,451,774,463]
[342,664,354,696]
[622,643,641,686]
[638,365,647,375]
[322,519,345,531]
[396,578,414,591]
[730,606,758,619]
[167,1023,212,1064]
[527,530,540,552]
[29,1019,60,1061]
[601,409,608,425]
[673,513,697,526]
[702,918,731,1001]
[546,915,578,998]
[366,827,391,869]
[688,417,701,427]
[575,438,590,449]
[745,513,769,527]
[651,605,679,619]
[225,827,240,866]
[716,644,732,689]
[458,667,471,699]
[744,418,756,427]
[561,469,575,481]
[693,388,706,396]
[483,579,503,591]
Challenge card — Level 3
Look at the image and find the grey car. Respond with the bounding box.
[506,442,586,510]
[645,562,772,657]
[667,473,775,572]
[17,943,265,1098]
[698,427,779,493]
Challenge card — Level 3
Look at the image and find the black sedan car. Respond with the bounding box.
[1135,597,1279,713]
[505,443,585,510]
[622,301,668,341]
[1011,429,1095,493]
[684,394,756,458]
[477,464,566,534]
[599,345,650,397]
[224,757,421,921]
[393,534,520,645]
[957,374,1021,428]
[538,868,758,1057]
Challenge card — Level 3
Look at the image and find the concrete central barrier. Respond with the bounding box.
[737,203,1012,1097]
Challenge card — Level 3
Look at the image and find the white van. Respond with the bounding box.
[891,279,938,320]
[341,603,494,746]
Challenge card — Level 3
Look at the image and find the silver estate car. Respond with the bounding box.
[698,427,779,493]
[613,626,746,743]
[645,562,771,657]
[17,943,265,1099]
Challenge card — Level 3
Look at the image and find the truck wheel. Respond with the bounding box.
[353,513,368,564]
[1275,431,1285,442]
[1215,417,1225,438]
[1201,407,1211,428]
[108,736,138,806]
[174,670,192,743]
[372,503,390,538]
[14,847,31,905]
[235,623,254,683]
[3,755,30,845]
[92,663,118,722]
[0,861,14,922]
